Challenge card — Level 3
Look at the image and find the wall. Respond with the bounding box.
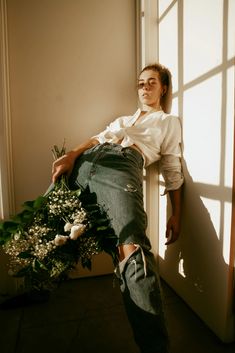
[7,0,137,209]
[0,0,137,292]
[155,0,235,343]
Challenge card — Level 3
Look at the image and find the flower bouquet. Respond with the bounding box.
[0,143,118,295]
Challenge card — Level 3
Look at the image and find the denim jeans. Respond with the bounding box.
[69,143,169,353]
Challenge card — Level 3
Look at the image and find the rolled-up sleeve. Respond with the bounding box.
[160,154,184,191]
[159,117,184,191]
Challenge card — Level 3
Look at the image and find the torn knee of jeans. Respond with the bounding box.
[124,183,137,192]
[118,243,138,261]
[115,244,147,279]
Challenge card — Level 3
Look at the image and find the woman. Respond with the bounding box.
[52,63,184,353]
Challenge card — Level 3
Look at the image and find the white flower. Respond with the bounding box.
[64,222,73,232]
[14,233,21,241]
[54,235,69,246]
[69,224,86,240]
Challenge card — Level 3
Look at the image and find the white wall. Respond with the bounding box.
[0,0,137,293]
[155,0,235,343]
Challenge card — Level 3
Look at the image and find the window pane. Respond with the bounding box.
[184,0,223,83]
[159,2,178,92]
[183,73,222,185]
[158,0,175,17]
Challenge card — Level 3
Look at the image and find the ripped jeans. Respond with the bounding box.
[69,143,169,353]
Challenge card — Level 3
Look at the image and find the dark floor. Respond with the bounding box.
[0,274,234,353]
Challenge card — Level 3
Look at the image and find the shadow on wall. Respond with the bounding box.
[160,157,234,340]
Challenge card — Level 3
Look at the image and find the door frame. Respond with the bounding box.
[0,0,15,220]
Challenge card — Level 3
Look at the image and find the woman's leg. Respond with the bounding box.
[69,144,169,353]
[119,244,137,261]
[117,244,169,353]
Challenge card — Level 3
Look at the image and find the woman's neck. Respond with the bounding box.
[141,104,162,113]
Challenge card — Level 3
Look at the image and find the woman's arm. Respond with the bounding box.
[159,117,184,244]
[165,186,182,245]
[52,137,99,183]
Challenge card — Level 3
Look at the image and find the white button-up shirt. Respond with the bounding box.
[94,108,184,191]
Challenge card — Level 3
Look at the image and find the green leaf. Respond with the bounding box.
[22,200,35,211]
[33,196,46,209]
[74,189,81,197]
[14,210,32,224]
[12,214,24,224]
[35,259,47,270]
[12,211,32,225]
[0,227,12,242]
[13,266,31,277]
[18,251,33,259]
[96,226,108,231]
[1,221,19,233]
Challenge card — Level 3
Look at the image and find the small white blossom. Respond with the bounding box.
[54,234,69,246]
[64,222,73,232]
[14,233,21,241]
[69,224,86,240]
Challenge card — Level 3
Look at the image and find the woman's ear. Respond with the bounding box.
[161,82,172,114]
[161,85,167,96]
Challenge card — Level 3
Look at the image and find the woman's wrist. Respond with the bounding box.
[169,188,182,218]
[69,138,99,159]
[66,150,78,161]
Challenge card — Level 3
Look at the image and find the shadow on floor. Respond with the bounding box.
[0,275,234,353]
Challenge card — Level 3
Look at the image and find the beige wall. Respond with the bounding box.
[0,0,137,293]
[6,0,137,210]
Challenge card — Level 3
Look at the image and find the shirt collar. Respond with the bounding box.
[131,107,164,125]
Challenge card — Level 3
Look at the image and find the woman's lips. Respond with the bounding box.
[142,93,150,97]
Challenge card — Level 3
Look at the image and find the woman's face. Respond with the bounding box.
[137,69,165,109]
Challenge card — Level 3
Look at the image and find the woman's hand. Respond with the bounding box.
[52,151,76,183]
[165,215,180,245]
[51,138,99,183]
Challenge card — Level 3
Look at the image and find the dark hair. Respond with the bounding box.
[139,63,172,113]
[139,63,171,91]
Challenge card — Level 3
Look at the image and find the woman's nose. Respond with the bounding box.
[143,82,150,89]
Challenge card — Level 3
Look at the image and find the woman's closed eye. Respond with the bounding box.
[137,82,145,89]
[137,79,157,89]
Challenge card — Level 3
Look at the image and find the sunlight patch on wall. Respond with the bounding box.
[158,0,174,17]
[184,0,223,84]
[159,1,178,92]
[224,66,235,188]
[200,197,221,239]
[183,73,222,185]
[171,96,178,116]
[223,201,232,265]
[158,179,167,260]
[228,0,235,60]
[178,257,186,278]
